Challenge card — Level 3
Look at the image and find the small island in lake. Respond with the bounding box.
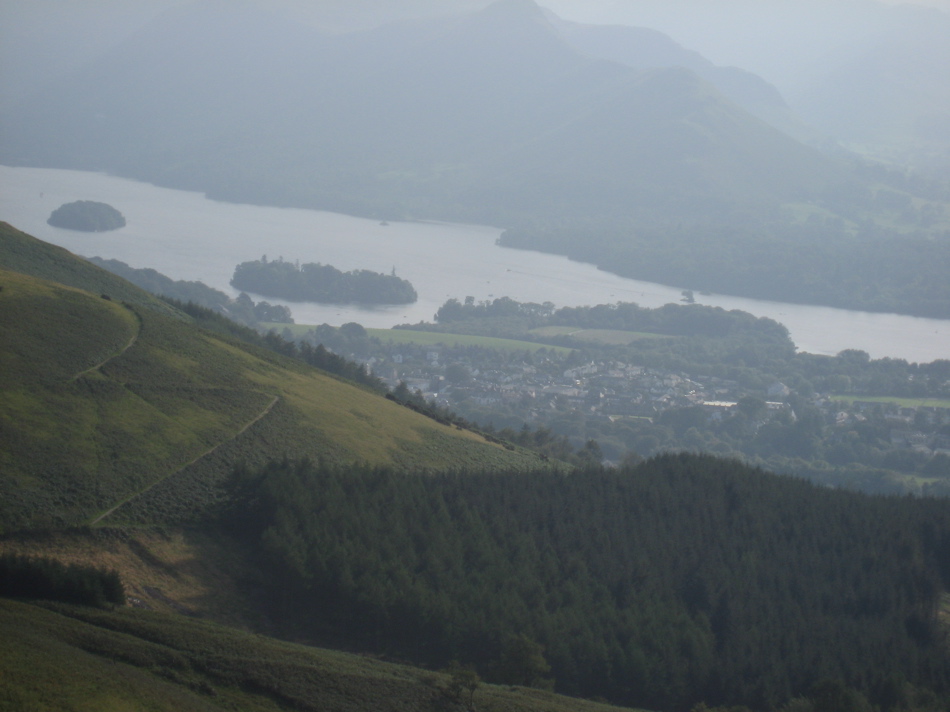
[47,201,126,232]
[231,256,417,305]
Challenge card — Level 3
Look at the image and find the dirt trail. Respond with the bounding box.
[71,308,142,382]
[90,395,279,526]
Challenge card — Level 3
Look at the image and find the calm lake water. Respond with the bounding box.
[2,164,947,363]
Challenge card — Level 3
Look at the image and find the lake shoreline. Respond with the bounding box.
[1,164,947,363]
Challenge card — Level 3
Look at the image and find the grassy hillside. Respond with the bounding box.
[0,221,181,318]
[0,598,641,712]
[0,230,540,531]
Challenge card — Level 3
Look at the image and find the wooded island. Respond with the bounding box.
[231,257,417,305]
[47,200,125,232]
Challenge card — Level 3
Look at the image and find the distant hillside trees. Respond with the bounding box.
[500,219,950,319]
[47,201,126,232]
[433,296,793,344]
[231,257,417,305]
[90,257,292,325]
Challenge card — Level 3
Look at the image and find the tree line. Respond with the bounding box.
[499,214,950,319]
[224,453,950,711]
[433,297,793,345]
[0,553,125,608]
[162,299,386,392]
[92,258,293,325]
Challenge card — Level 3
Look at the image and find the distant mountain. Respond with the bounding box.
[542,0,950,172]
[0,0,843,223]
[3,0,948,317]
[547,14,824,145]
[788,5,950,169]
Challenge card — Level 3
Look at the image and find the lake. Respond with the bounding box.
[1,164,947,363]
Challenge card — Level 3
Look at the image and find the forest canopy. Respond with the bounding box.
[226,453,950,711]
[230,257,417,305]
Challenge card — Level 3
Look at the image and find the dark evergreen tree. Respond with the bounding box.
[225,453,950,711]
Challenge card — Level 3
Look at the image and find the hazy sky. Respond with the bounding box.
[540,0,950,91]
[544,0,950,17]
[3,0,947,102]
[879,0,950,7]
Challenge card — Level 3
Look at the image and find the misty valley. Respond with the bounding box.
[2,1,950,711]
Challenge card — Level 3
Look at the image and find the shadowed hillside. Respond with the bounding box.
[0,598,641,712]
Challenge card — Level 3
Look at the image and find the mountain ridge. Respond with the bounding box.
[2,0,947,318]
[0,0,846,218]
[548,14,823,144]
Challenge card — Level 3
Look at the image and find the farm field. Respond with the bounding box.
[828,395,950,409]
[529,326,672,345]
[367,328,573,354]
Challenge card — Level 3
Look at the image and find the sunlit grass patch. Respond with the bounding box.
[368,328,573,354]
[529,325,672,345]
[828,395,950,409]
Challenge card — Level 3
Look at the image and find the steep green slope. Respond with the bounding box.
[0,221,180,318]
[0,231,539,532]
[0,599,639,712]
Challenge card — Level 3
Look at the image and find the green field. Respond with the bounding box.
[260,323,572,354]
[265,323,671,352]
[368,328,573,353]
[529,326,672,345]
[829,395,950,409]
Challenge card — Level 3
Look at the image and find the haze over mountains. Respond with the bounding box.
[2,0,949,318]
[546,0,950,168]
[4,0,949,167]
[0,0,846,219]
